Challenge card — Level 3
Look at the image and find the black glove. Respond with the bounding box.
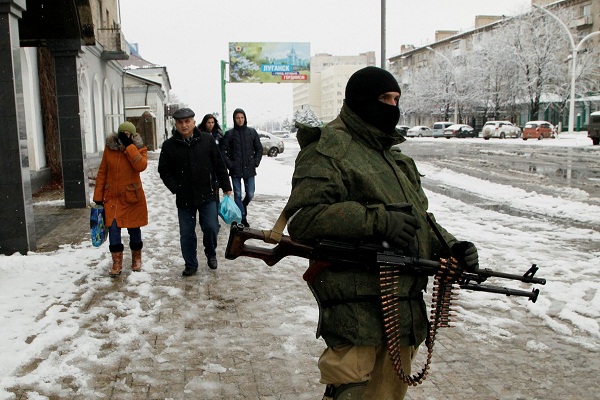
[451,241,479,271]
[118,131,134,148]
[95,201,103,207]
[375,210,420,249]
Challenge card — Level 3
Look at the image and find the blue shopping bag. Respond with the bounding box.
[90,205,109,247]
[218,195,242,224]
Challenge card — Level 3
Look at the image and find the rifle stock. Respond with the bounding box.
[224,222,546,302]
[225,222,314,266]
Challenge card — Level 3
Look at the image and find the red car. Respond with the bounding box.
[522,121,555,140]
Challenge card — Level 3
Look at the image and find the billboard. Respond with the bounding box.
[228,42,310,83]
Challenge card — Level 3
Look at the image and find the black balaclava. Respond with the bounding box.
[345,66,401,133]
[233,108,247,129]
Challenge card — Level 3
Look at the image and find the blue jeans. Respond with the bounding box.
[231,176,255,219]
[108,219,142,247]
[177,201,219,269]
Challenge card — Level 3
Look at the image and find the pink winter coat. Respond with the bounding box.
[93,133,148,228]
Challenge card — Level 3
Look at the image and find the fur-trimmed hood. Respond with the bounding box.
[105,132,145,151]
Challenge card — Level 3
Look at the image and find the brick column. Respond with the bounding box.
[0,0,36,254]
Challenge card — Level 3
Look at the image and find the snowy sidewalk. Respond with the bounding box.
[2,149,599,399]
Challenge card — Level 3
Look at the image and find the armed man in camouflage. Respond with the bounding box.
[283,66,479,400]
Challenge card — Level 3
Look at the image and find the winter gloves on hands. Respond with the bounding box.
[118,131,134,148]
[375,207,421,249]
[451,241,479,271]
[374,203,479,273]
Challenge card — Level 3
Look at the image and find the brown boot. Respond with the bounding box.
[110,252,123,277]
[131,249,142,271]
[130,241,143,272]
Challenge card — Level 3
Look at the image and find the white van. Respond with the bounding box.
[432,122,454,138]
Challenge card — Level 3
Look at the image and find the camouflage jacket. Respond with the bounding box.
[284,103,457,347]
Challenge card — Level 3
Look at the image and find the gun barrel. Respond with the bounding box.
[460,283,540,302]
[474,266,546,285]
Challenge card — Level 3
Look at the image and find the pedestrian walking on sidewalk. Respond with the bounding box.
[93,121,148,277]
[219,108,263,227]
[283,67,479,399]
[158,108,233,275]
[198,113,225,201]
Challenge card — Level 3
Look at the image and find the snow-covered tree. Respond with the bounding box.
[293,108,323,127]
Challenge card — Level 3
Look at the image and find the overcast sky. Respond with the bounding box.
[119,0,531,126]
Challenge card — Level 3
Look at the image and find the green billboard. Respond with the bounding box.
[228,42,310,83]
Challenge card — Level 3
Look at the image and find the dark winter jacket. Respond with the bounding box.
[284,102,458,348]
[158,127,232,208]
[210,129,224,145]
[220,109,263,178]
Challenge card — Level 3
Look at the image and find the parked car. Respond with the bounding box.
[258,130,284,157]
[406,125,434,137]
[589,111,600,145]
[481,121,521,139]
[443,124,476,138]
[271,130,290,138]
[432,121,455,138]
[396,125,410,136]
[522,121,555,140]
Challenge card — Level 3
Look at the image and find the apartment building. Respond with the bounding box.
[293,51,376,122]
[388,0,599,129]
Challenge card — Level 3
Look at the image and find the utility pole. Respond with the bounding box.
[381,0,386,69]
[221,60,227,131]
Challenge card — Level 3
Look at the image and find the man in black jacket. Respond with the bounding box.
[158,108,233,275]
[219,108,263,226]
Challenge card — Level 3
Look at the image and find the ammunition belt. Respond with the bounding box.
[381,257,462,385]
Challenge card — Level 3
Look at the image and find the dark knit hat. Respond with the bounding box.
[345,67,401,133]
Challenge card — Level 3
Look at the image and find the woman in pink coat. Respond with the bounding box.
[93,122,148,277]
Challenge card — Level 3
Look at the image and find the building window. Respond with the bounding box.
[581,3,591,17]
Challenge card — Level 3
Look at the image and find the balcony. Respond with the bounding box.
[96,27,130,60]
[570,15,593,28]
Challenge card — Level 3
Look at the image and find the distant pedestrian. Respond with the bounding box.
[93,121,148,277]
[198,114,225,200]
[219,108,263,227]
[198,113,224,145]
[158,108,233,275]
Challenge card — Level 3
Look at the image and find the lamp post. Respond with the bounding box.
[381,0,386,69]
[533,4,600,134]
[426,46,458,123]
[221,60,228,131]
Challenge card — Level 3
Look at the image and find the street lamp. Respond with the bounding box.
[221,60,228,131]
[533,4,600,134]
[426,46,458,123]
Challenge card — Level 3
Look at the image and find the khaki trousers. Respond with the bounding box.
[318,344,417,400]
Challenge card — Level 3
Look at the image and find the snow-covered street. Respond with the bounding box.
[1,134,598,399]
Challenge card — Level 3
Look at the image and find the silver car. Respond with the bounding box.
[406,126,434,137]
[258,130,285,157]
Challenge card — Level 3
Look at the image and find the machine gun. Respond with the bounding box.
[225,222,546,385]
[225,222,546,302]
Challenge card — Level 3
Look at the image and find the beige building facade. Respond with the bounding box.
[293,52,376,123]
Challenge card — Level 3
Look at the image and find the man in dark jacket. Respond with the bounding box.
[158,108,233,275]
[283,67,479,399]
[219,108,263,226]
